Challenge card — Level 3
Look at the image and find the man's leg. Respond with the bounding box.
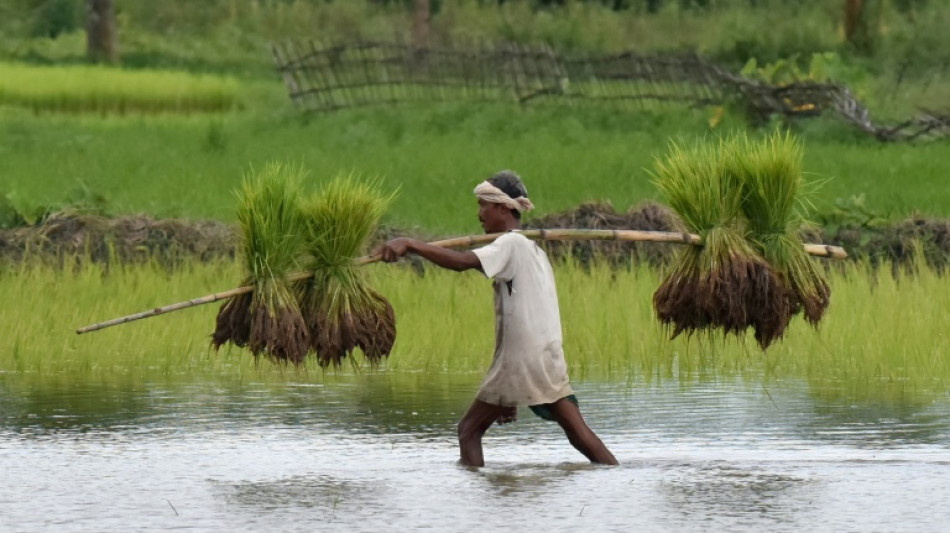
[547,397,619,465]
[457,400,509,467]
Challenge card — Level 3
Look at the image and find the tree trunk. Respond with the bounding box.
[412,0,430,50]
[844,0,864,43]
[86,0,118,64]
[845,0,881,54]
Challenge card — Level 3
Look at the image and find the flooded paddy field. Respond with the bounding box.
[2,373,948,532]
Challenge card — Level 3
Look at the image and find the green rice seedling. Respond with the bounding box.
[212,162,310,363]
[298,173,396,367]
[0,62,240,115]
[726,131,830,328]
[651,139,788,347]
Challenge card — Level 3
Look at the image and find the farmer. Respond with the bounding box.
[377,170,618,467]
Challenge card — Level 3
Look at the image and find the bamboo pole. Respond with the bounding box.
[75,228,846,334]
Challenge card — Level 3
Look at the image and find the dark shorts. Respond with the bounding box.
[528,394,578,421]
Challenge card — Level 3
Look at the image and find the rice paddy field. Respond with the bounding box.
[3,258,950,532]
[1,257,948,392]
[1,102,949,233]
[0,62,241,114]
[2,1,950,530]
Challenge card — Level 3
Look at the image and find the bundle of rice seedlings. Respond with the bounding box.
[298,174,396,367]
[651,140,781,344]
[726,131,830,331]
[211,162,310,363]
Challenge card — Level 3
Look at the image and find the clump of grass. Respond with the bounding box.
[212,162,310,363]
[651,138,791,349]
[726,131,830,326]
[298,174,396,367]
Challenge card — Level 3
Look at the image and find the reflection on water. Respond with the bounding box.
[477,462,595,497]
[215,474,375,516]
[2,372,949,532]
[660,463,817,527]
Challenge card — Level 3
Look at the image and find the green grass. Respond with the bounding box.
[2,257,947,404]
[0,101,947,236]
[0,62,241,114]
[5,0,948,81]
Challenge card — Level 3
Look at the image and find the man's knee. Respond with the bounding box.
[457,418,484,442]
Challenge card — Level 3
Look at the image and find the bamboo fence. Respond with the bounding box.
[272,39,949,142]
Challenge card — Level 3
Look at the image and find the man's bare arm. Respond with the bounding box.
[378,238,482,272]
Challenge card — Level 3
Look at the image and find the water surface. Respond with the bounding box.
[2,373,948,532]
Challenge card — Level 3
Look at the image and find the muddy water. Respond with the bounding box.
[2,373,948,532]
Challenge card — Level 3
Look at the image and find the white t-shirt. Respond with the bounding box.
[471,232,573,406]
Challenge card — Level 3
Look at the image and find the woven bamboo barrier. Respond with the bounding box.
[272,39,949,142]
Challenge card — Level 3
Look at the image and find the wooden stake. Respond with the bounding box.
[75,228,846,334]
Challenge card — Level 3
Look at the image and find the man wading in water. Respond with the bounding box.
[378,170,618,467]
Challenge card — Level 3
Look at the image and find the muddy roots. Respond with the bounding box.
[211,284,311,364]
[248,301,311,364]
[302,283,397,368]
[212,290,253,350]
[654,252,805,349]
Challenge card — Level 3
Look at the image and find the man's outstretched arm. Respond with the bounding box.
[377,238,482,272]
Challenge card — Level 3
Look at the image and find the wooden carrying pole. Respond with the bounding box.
[75,228,847,335]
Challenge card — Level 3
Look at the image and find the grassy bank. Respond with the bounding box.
[2,257,947,401]
[1,103,947,234]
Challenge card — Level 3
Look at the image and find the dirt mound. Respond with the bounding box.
[815,216,950,275]
[2,209,949,275]
[524,201,685,268]
[0,211,236,267]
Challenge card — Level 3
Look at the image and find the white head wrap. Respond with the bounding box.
[473,180,534,213]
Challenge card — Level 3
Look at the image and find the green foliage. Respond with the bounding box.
[651,139,744,237]
[813,194,890,240]
[218,161,310,362]
[709,1,839,68]
[879,0,950,75]
[204,119,229,152]
[236,162,308,282]
[0,190,46,227]
[298,173,397,366]
[741,53,848,86]
[0,181,110,228]
[3,258,949,401]
[301,174,395,270]
[0,0,941,78]
[0,62,241,114]
[0,102,947,235]
[30,0,81,38]
[723,131,829,321]
[651,131,831,347]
